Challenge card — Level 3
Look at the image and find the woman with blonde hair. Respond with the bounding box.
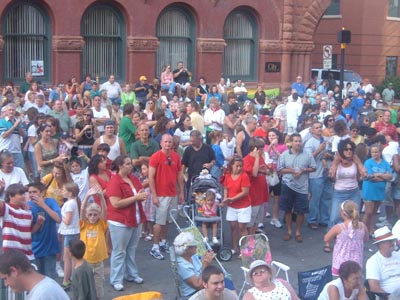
[324,200,369,276]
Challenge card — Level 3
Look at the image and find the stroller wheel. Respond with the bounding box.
[218,248,233,261]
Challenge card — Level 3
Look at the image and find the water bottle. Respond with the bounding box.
[226,78,231,87]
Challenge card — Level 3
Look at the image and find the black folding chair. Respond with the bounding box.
[298,265,332,300]
[364,280,390,300]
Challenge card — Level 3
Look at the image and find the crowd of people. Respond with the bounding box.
[0,66,400,300]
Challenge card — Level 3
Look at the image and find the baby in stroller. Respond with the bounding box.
[197,189,221,244]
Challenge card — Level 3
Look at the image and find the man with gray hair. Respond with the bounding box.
[236,116,257,157]
[0,103,25,168]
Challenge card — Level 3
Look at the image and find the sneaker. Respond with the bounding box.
[265,212,271,218]
[376,220,390,228]
[258,223,264,229]
[270,218,283,228]
[150,248,165,260]
[378,216,387,222]
[144,234,154,241]
[212,237,219,244]
[56,262,64,278]
[61,281,71,290]
[113,283,124,291]
[132,276,144,284]
[203,237,209,243]
[159,242,170,253]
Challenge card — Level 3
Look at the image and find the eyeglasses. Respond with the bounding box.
[328,119,334,122]
[167,156,172,166]
[344,147,353,152]
[148,102,154,105]
[252,269,267,277]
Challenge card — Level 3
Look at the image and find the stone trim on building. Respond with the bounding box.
[127,37,160,53]
[196,38,226,53]
[52,36,85,52]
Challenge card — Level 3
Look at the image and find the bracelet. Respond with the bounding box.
[50,159,53,164]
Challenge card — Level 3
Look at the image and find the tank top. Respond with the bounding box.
[241,130,251,157]
[82,81,92,93]
[100,135,120,161]
[247,280,291,300]
[39,139,58,178]
[334,163,358,190]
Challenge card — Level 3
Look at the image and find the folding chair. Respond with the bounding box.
[364,280,390,300]
[238,233,290,298]
[298,265,332,300]
[113,291,163,300]
[169,246,190,300]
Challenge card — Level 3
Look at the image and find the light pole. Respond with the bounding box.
[337,28,351,99]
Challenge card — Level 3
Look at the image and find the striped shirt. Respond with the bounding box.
[1,203,34,260]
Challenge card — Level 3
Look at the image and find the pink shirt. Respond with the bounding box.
[334,163,358,190]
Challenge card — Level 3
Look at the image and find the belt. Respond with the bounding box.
[78,145,93,149]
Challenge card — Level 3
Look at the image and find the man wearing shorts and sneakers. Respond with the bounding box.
[149,134,184,260]
[278,133,316,243]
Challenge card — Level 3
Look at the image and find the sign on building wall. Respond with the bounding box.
[31,61,44,76]
[323,45,332,69]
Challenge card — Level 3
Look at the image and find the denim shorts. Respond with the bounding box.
[63,234,80,247]
[279,184,309,214]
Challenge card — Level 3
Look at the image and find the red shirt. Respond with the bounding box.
[105,173,146,227]
[223,172,251,209]
[375,121,398,141]
[149,150,182,196]
[253,128,268,141]
[243,155,269,206]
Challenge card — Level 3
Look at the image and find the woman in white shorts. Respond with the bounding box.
[221,156,251,255]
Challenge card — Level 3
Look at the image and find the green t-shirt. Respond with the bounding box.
[118,116,136,154]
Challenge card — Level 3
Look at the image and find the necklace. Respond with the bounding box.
[84,124,93,140]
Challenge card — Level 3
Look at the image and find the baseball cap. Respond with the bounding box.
[139,76,147,81]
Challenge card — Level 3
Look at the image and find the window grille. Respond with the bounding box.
[81,5,125,81]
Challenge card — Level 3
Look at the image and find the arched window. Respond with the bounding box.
[2,2,51,83]
[81,4,125,82]
[156,6,195,78]
[223,9,258,81]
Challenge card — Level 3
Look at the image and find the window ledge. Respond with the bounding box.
[387,16,400,21]
[322,15,342,19]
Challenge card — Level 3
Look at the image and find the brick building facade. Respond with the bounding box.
[4,1,398,91]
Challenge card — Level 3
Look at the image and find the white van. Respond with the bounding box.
[311,68,362,96]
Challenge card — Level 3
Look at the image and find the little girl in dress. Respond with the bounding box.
[201,189,220,244]
[140,163,155,241]
[323,200,369,276]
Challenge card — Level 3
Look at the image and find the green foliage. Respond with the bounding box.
[376,76,400,99]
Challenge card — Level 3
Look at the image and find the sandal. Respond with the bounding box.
[295,235,303,243]
[283,233,292,241]
[323,246,331,253]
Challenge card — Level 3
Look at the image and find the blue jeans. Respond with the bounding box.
[108,222,142,285]
[328,187,361,230]
[161,82,176,96]
[34,255,56,279]
[28,150,39,178]
[12,152,25,169]
[308,177,333,225]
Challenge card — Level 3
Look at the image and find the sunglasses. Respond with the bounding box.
[344,147,353,151]
[351,129,358,132]
[328,119,334,122]
[167,156,172,166]
[87,213,99,217]
[83,114,92,117]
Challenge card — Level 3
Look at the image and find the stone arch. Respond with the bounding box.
[293,0,333,41]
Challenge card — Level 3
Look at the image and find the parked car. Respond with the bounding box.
[311,68,362,96]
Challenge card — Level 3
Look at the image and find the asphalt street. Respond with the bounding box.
[93,210,377,300]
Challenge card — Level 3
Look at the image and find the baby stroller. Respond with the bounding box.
[184,173,232,261]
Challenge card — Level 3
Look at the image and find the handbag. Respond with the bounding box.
[266,171,279,187]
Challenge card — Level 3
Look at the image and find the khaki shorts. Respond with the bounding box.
[155,196,176,225]
[248,205,264,227]
[89,261,104,298]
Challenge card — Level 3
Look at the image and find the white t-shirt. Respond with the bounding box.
[91,107,110,132]
[70,168,89,201]
[58,198,80,235]
[204,108,225,131]
[366,250,400,294]
[174,128,192,149]
[0,167,29,200]
[318,278,359,300]
[27,276,69,300]
[27,124,37,152]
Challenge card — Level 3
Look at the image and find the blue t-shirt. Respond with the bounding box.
[177,254,202,297]
[212,144,225,168]
[362,158,392,201]
[29,198,61,258]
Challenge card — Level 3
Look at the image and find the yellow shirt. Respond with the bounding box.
[80,219,108,264]
[42,174,64,207]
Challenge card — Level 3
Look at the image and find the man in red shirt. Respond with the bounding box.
[375,110,398,141]
[149,134,184,260]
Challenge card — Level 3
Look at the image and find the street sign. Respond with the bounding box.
[323,45,332,69]
[323,58,332,69]
[323,45,332,59]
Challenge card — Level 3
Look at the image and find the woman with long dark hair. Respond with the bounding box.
[174,114,193,149]
[75,108,99,161]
